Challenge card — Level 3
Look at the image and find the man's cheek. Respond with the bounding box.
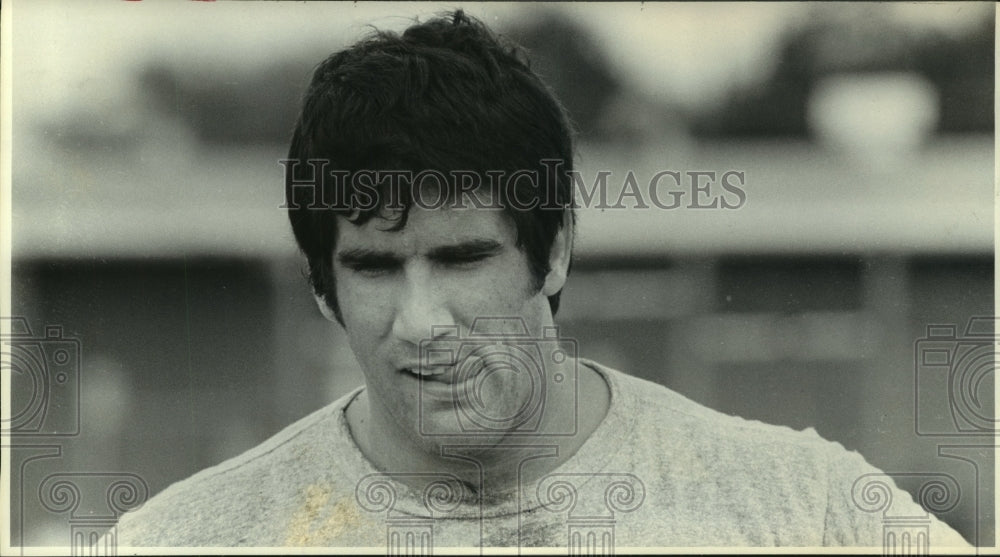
[338,280,384,323]
[459,271,530,312]
[453,290,510,318]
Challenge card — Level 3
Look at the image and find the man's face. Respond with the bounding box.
[332,201,556,451]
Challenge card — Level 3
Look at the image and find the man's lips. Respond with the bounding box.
[399,355,492,386]
[400,365,456,383]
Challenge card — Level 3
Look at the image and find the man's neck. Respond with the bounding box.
[345,358,611,498]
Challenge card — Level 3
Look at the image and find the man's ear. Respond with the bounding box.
[313,292,339,323]
[542,214,573,297]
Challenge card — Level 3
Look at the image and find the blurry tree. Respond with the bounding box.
[502,12,623,141]
[135,12,683,147]
[692,5,993,138]
[918,15,993,133]
[139,59,316,145]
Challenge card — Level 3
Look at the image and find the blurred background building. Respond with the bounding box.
[9,1,994,547]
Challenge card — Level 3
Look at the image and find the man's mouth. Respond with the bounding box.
[400,353,501,387]
[402,366,452,380]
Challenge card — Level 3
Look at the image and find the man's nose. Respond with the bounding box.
[390,269,455,345]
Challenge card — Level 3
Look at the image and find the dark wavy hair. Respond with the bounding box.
[285,10,575,324]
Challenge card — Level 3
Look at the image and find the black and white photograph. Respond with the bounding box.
[2,1,995,553]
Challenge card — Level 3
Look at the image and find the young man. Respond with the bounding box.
[111,11,969,550]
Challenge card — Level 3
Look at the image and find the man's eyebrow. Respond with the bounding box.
[427,239,504,260]
[336,240,504,266]
[335,248,404,266]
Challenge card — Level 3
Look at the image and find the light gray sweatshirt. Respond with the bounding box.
[109,360,970,550]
